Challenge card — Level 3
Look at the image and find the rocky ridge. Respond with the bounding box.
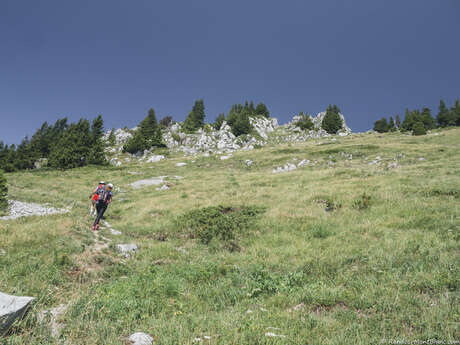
[104,112,351,165]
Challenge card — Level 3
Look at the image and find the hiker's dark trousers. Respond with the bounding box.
[94,202,108,226]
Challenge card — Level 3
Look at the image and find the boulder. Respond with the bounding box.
[0,292,35,334]
[146,155,165,163]
[34,158,48,169]
[117,244,138,257]
[131,177,166,189]
[129,332,154,345]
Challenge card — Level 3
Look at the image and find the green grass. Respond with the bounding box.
[1,128,459,344]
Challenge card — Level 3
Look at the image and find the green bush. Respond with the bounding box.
[295,113,314,130]
[353,193,372,210]
[176,205,265,247]
[412,121,427,136]
[0,169,7,215]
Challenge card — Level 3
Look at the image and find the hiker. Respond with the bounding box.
[89,181,105,216]
[92,183,113,231]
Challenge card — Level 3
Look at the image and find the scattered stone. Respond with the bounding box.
[0,292,35,334]
[245,159,253,166]
[272,163,297,173]
[418,157,425,161]
[297,159,310,167]
[0,200,69,221]
[131,177,165,189]
[146,155,165,163]
[176,162,187,167]
[246,309,254,314]
[289,303,305,312]
[38,303,68,338]
[110,229,122,236]
[34,158,48,169]
[175,247,188,255]
[220,155,232,160]
[265,332,286,338]
[117,244,138,257]
[110,157,122,167]
[156,184,170,191]
[128,332,154,345]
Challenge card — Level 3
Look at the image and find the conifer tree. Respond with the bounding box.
[213,113,226,130]
[87,115,106,165]
[388,116,396,131]
[322,105,343,134]
[108,128,116,146]
[412,121,427,135]
[0,169,7,215]
[49,119,92,169]
[395,114,401,128]
[373,117,389,133]
[183,99,205,133]
[123,108,164,153]
[254,103,270,118]
[420,107,436,130]
[437,99,450,127]
[453,99,460,126]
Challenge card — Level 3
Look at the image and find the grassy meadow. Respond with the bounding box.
[0,128,459,344]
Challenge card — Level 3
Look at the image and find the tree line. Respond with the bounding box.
[373,99,460,135]
[0,115,106,172]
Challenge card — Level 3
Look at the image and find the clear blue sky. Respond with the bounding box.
[1,0,459,144]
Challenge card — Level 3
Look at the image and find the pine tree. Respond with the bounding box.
[87,115,106,165]
[322,105,343,134]
[254,103,270,118]
[213,113,226,130]
[183,99,205,133]
[453,99,460,126]
[437,99,450,127]
[159,116,173,128]
[123,108,164,153]
[49,119,92,169]
[0,169,7,215]
[226,104,253,136]
[420,107,436,130]
[373,117,389,133]
[388,116,396,131]
[412,121,427,136]
[249,101,255,114]
[108,128,116,146]
[395,114,401,128]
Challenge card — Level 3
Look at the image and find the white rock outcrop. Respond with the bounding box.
[0,200,69,220]
[0,292,35,334]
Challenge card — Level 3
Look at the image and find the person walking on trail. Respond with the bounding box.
[92,183,113,231]
[89,181,105,216]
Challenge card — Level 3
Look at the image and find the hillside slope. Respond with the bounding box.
[0,128,459,344]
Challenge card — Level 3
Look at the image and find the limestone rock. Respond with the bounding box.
[0,292,35,334]
[131,177,165,189]
[129,332,154,345]
[146,155,165,163]
[272,163,297,174]
[0,200,69,220]
[117,244,138,257]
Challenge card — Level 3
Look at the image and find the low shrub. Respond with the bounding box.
[353,193,372,210]
[176,205,266,247]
